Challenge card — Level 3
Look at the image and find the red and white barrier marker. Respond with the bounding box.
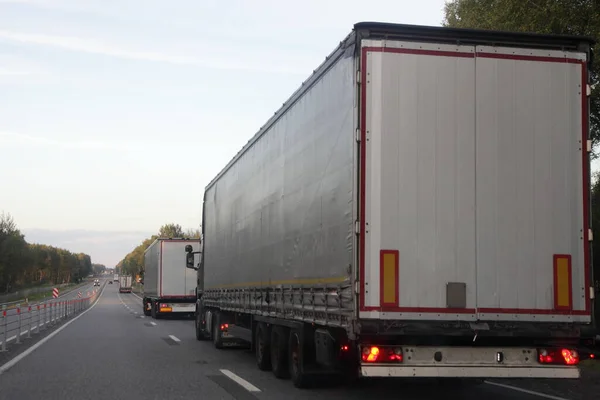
[52,288,59,298]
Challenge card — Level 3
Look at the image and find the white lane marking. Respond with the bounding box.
[131,292,143,300]
[220,369,261,392]
[168,335,181,342]
[485,381,569,400]
[0,288,105,375]
[150,322,157,326]
[140,316,145,319]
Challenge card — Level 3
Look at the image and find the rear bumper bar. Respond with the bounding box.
[360,365,579,379]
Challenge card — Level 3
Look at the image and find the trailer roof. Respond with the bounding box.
[204,22,595,193]
[354,22,596,49]
[143,237,200,254]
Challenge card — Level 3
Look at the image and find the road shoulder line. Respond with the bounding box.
[0,287,105,375]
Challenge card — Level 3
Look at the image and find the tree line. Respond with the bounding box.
[0,212,93,294]
[116,223,200,277]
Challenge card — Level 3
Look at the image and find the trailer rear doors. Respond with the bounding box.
[358,38,591,323]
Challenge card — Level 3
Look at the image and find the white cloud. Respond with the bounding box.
[0,29,311,74]
[0,55,53,84]
[0,130,124,150]
[0,69,33,75]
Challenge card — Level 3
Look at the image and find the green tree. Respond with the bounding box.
[158,223,184,238]
[0,213,28,293]
[443,0,600,150]
[185,228,201,239]
[0,212,93,292]
[92,263,106,275]
[117,223,200,277]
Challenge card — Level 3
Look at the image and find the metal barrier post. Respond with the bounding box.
[36,305,41,334]
[1,305,7,352]
[26,306,31,338]
[16,304,21,344]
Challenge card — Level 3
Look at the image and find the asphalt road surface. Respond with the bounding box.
[0,283,581,400]
[0,280,102,346]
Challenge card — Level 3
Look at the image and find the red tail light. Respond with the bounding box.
[220,323,229,331]
[538,348,579,366]
[361,346,403,363]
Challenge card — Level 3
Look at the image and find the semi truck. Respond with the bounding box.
[185,22,596,388]
[144,238,198,319]
[118,275,132,293]
[114,274,119,282]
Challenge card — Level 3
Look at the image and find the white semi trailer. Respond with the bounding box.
[186,22,595,388]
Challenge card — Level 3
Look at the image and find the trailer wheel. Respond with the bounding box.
[150,300,157,319]
[270,326,290,379]
[212,313,223,349]
[289,329,310,388]
[255,323,271,371]
[195,309,208,341]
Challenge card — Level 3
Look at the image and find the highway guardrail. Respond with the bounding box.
[0,284,104,352]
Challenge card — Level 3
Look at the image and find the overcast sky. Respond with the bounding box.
[0,0,450,265]
[13,0,595,267]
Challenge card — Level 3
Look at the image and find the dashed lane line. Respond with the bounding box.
[220,369,261,393]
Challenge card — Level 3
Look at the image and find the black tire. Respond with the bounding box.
[255,323,271,371]
[270,326,290,379]
[143,299,151,316]
[150,300,157,319]
[212,313,223,349]
[288,329,311,388]
[195,308,208,341]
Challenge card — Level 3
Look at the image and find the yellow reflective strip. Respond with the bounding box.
[382,252,397,304]
[556,257,570,307]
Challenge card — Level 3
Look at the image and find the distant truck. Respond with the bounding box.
[186,22,595,388]
[143,238,198,319]
[118,275,133,293]
[114,274,119,282]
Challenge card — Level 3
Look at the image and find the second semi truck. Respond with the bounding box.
[118,275,132,293]
[144,238,198,319]
[186,22,595,388]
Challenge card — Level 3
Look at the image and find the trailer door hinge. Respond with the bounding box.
[590,287,595,300]
[587,84,592,97]
[355,281,360,295]
[356,128,361,142]
[355,220,360,234]
[356,70,361,84]
[589,229,594,241]
[587,140,592,152]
